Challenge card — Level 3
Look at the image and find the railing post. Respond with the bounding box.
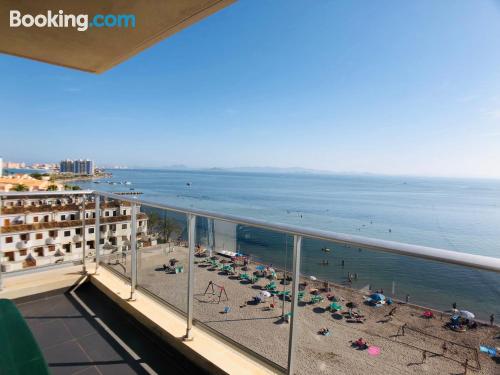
[184,213,196,341]
[94,194,101,273]
[81,194,87,275]
[287,235,302,375]
[129,203,138,301]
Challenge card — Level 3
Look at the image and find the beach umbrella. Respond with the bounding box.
[369,293,385,302]
[459,310,475,320]
[310,276,317,281]
[256,265,265,271]
[260,291,271,299]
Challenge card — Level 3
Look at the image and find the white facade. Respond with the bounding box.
[0,194,147,272]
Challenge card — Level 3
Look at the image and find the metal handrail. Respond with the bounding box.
[94,190,500,274]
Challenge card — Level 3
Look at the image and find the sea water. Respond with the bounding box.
[78,169,500,319]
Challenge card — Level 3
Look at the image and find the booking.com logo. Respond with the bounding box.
[9,10,136,32]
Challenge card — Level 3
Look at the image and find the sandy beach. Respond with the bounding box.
[104,245,500,375]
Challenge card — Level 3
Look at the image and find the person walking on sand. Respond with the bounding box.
[421,350,427,364]
[463,359,468,375]
[405,294,410,303]
[452,302,457,310]
[490,314,495,326]
[442,341,447,356]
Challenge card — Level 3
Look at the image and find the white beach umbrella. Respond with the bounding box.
[310,276,317,281]
[259,291,271,299]
[459,310,475,320]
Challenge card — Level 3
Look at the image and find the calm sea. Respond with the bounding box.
[77,169,500,319]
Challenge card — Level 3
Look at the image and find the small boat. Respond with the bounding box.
[321,247,331,253]
[124,181,132,185]
[186,182,191,187]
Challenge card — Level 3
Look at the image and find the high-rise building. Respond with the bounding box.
[60,159,95,175]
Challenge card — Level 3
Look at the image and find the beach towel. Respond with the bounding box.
[367,346,381,357]
[479,345,496,357]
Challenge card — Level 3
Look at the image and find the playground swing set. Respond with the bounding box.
[203,281,229,304]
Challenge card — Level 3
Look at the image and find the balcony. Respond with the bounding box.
[1,190,499,375]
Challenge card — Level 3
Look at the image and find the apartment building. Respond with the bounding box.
[60,159,95,175]
[0,193,148,272]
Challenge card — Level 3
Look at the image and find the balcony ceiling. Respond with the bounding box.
[0,0,234,73]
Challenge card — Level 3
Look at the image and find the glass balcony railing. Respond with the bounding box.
[1,190,499,374]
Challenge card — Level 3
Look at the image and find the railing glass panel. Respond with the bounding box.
[295,236,500,375]
[97,196,134,280]
[136,204,189,313]
[0,192,92,274]
[193,216,292,371]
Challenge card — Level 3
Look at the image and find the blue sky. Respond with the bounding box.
[1,0,500,178]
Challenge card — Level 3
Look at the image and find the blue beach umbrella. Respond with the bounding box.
[256,265,266,271]
[369,293,385,302]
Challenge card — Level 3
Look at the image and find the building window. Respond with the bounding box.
[49,230,57,238]
[20,249,27,256]
[34,247,44,256]
[34,216,39,223]
[4,219,10,226]
[20,233,29,241]
[70,214,76,220]
[61,215,66,220]
[5,252,14,261]
[122,224,127,229]
[113,210,117,217]
[44,215,49,222]
[36,233,43,240]
[76,228,82,235]
[89,228,95,234]
[105,211,110,217]
[64,231,71,237]
[63,244,71,253]
[100,239,105,245]
[122,210,126,215]
[6,237,13,244]
[75,242,82,248]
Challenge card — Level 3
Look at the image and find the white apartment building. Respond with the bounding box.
[0,193,148,272]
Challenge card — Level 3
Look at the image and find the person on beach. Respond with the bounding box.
[401,323,408,336]
[490,314,495,326]
[380,288,384,294]
[452,302,457,310]
[341,260,345,267]
[421,350,427,364]
[405,294,410,303]
[463,359,468,375]
[442,341,447,356]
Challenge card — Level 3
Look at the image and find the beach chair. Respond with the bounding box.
[264,282,277,291]
[329,302,342,311]
[297,291,305,302]
[175,266,184,274]
[310,295,324,304]
[239,273,250,280]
